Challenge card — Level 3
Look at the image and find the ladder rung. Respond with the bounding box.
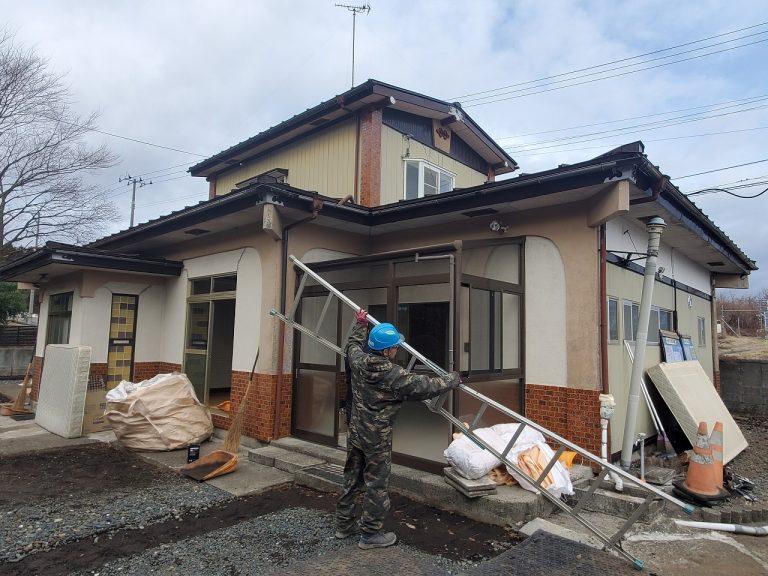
[314,292,335,334]
[428,390,449,413]
[469,403,488,431]
[535,445,565,488]
[406,355,417,371]
[573,467,609,514]
[609,494,654,546]
[271,310,344,356]
[501,423,526,459]
[288,274,309,321]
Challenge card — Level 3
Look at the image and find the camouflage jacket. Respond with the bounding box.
[345,323,459,454]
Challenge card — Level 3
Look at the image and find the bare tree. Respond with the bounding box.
[0,30,118,255]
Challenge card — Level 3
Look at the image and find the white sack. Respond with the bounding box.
[444,427,504,480]
[492,423,574,497]
[104,373,213,451]
[106,372,170,402]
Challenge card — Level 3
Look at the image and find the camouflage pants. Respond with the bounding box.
[335,443,391,534]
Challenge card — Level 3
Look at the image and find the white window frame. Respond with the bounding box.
[607,297,619,344]
[403,159,455,200]
[622,300,664,346]
[697,316,707,347]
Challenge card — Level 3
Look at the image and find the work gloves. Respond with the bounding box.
[356,308,369,325]
[445,371,462,389]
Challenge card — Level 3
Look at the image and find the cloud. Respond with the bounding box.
[2,0,765,290]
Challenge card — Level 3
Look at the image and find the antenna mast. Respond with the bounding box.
[335,3,370,88]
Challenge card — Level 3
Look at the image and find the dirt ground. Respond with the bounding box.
[719,335,768,360]
[1,444,515,576]
[730,414,768,499]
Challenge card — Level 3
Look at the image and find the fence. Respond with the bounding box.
[0,325,37,347]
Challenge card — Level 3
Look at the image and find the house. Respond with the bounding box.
[0,80,755,472]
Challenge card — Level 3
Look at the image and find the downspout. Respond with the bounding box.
[620,216,667,470]
[599,223,623,491]
[630,175,667,205]
[272,199,324,440]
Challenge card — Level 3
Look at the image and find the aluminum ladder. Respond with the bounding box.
[270,255,694,570]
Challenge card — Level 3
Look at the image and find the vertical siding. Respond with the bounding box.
[214,119,357,198]
[606,264,714,452]
[380,125,486,206]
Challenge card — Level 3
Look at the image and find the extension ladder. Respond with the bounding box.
[270,255,694,570]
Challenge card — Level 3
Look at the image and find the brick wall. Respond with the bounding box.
[525,383,602,456]
[226,371,293,440]
[133,361,183,382]
[359,107,382,207]
[30,356,43,401]
[713,370,721,395]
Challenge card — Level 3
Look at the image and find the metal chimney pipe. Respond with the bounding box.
[621,216,666,470]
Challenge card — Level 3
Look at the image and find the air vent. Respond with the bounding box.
[707,261,725,267]
[184,228,210,236]
[309,117,330,126]
[462,208,498,217]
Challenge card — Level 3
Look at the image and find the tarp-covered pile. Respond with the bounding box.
[105,373,213,451]
[444,423,574,497]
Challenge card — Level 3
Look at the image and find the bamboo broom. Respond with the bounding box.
[222,351,258,454]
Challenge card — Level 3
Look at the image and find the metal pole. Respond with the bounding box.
[351,10,356,87]
[621,216,666,470]
[130,179,137,228]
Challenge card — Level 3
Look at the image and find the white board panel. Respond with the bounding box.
[35,345,92,438]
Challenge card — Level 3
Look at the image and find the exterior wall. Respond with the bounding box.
[213,118,358,199]
[379,125,487,206]
[606,217,711,295]
[605,262,714,452]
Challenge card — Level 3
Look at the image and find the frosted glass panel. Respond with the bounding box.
[392,399,451,463]
[502,293,521,370]
[294,369,335,437]
[299,296,338,365]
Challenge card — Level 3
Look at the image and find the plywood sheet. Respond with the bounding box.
[647,361,747,463]
[35,345,92,438]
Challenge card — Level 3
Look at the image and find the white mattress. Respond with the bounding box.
[647,361,747,463]
[35,345,92,438]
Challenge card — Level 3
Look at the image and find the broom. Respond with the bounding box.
[12,362,32,412]
[222,351,258,454]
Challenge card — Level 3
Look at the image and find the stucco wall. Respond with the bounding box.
[525,237,567,387]
[213,119,357,199]
[379,125,487,206]
[606,262,714,452]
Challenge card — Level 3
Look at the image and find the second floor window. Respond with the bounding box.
[405,160,454,200]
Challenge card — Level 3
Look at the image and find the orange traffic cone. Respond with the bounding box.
[709,421,724,488]
[673,421,727,502]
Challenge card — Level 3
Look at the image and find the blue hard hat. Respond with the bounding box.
[367,323,404,351]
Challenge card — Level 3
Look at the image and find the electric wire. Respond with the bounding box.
[674,158,768,180]
[462,37,768,107]
[451,20,768,100]
[494,94,768,139]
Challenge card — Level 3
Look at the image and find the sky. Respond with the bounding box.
[2,0,767,292]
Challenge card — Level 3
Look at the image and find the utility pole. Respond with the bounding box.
[335,3,370,88]
[119,174,153,228]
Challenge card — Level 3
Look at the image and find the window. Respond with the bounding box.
[659,309,674,332]
[623,300,662,345]
[648,306,660,345]
[608,298,619,343]
[189,274,237,296]
[697,316,706,347]
[46,292,73,345]
[404,160,454,199]
[467,287,520,372]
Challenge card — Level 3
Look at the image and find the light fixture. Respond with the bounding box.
[489,220,508,234]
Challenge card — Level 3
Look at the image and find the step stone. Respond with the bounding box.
[573,486,662,521]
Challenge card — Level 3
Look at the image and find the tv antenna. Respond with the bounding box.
[335,3,370,88]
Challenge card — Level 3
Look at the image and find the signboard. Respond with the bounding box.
[660,330,685,363]
[680,335,698,361]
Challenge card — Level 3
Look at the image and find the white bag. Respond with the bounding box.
[491,423,574,497]
[444,427,504,480]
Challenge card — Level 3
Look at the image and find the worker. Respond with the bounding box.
[335,309,461,549]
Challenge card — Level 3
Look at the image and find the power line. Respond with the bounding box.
[508,125,768,157]
[451,20,768,100]
[494,93,768,141]
[462,37,768,107]
[504,105,768,152]
[136,191,205,209]
[674,158,768,180]
[686,186,768,199]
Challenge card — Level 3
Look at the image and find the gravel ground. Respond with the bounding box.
[76,507,462,576]
[0,444,231,562]
[730,414,768,500]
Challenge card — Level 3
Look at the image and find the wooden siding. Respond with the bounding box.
[214,119,357,198]
[380,125,486,205]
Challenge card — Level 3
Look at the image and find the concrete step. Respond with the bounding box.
[272,436,551,526]
[295,462,345,494]
[247,445,324,473]
[572,486,662,522]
